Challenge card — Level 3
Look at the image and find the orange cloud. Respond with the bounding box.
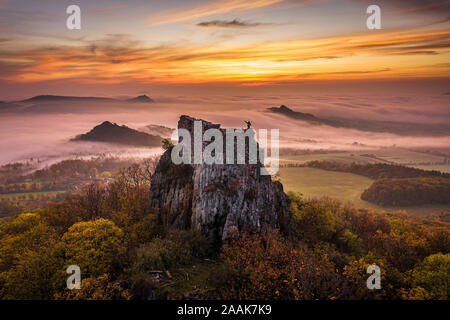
[1,30,449,85]
[392,1,450,14]
[148,0,285,26]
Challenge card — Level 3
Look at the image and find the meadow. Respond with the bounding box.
[278,147,450,218]
[280,148,448,167]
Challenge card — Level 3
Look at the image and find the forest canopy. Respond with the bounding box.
[0,161,448,300]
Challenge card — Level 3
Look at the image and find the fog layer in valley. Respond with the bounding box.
[0,92,449,166]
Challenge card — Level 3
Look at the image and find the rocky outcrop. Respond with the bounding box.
[149,115,291,245]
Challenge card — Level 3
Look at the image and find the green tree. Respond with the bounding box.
[161,138,174,150]
[291,199,337,245]
[403,253,450,300]
[55,274,132,300]
[60,219,124,278]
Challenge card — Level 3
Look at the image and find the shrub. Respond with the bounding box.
[218,231,338,300]
[130,230,210,273]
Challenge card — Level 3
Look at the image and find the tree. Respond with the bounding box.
[162,138,174,150]
[218,231,338,300]
[55,274,132,300]
[291,199,337,245]
[99,171,112,179]
[59,219,124,278]
[0,248,61,299]
[403,253,450,300]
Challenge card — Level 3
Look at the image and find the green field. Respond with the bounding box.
[280,147,448,169]
[278,167,450,217]
[278,167,374,207]
[280,152,382,165]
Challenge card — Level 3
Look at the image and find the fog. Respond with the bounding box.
[0,92,449,166]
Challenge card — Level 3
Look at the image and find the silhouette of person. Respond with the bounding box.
[244,121,251,129]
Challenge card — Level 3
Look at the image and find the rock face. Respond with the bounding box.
[149,115,291,244]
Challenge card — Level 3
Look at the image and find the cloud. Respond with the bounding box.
[93,5,128,14]
[196,18,269,28]
[148,0,285,26]
[385,0,450,14]
[1,29,449,85]
[356,0,450,18]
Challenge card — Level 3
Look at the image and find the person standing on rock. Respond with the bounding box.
[244,120,251,129]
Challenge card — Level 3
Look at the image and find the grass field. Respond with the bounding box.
[280,147,448,169]
[408,164,450,173]
[280,152,382,165]
[277,167,450,217]
[372,148,445,165]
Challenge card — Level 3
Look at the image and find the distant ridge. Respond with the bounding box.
[21,95,115,103]
[20,94,155,103]
[72,121,163,147]
[127,95,154,103]
[267,105,450,136]
[268,105,321,123]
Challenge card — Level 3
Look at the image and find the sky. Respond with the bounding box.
[0,0,449,99]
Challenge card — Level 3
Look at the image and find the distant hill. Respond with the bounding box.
[306,160,450,179]
[139,124,174,138]
[268,105,322,123]
[127,95,154,103]
[361,176,450,206]
[20,94,155,104]
[267,105,450,136]
[72,121,163,147]
[21,95,115,103]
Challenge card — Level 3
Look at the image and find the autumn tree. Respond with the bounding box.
[59,219,124,278]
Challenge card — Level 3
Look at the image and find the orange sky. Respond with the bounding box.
[0,0,449,96]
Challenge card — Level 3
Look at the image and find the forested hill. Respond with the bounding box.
[362,177,450,206]
[268,105,450,136]
[72,121,163,147]
[306,160,450,179]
